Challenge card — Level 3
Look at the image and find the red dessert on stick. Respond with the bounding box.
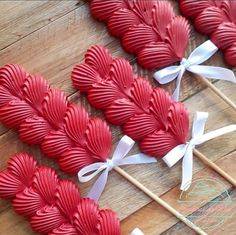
[72,45,189,158]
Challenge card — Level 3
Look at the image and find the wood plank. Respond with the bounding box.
[0,200,10,214]
[0,207,36,235]
[0,0,81,50]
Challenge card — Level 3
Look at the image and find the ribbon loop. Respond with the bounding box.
[162,112,236,191]
[187,40,218,66]
[78,135,157,201]
[112,135,135,163]
[78,162,108,183]
[192,112,208,139]
[153,40,236,101]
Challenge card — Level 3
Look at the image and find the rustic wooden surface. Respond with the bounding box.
[0,1,235,235]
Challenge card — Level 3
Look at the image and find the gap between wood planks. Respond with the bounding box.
[0,0,85,51]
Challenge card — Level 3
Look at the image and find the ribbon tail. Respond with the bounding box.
[162,144,187,167]
[171,67,185,101]
[197,124,236,145]
[112,135,135,162]
[130,228,144,235]
[188,65,236,83]
[87,169,109,202]
[120,153,157,165]
[191,112,208,138]
[180,147,193,191]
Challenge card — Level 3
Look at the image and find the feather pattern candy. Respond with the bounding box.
[0,64,112,175]
[72,45,189,158]
[0,153,120,234]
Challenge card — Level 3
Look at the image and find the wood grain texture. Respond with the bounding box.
[0,1,235,235]
[0,0,81,50]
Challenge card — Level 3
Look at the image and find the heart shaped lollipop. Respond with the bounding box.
[0,153,120,234]
[90,0,190,69]
[72,45,236,193]
[72,45,190,158]
[0,64,112,175]
[180,0,236,66]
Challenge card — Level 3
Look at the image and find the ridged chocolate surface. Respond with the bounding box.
[0,154,120,234]
[72,45,189,158]
[90,0,190,69]
[180,0,236,66]
[0,64,112,175]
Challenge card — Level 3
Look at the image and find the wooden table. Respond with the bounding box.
[0,1,235,234]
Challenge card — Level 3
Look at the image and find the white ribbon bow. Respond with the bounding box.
[78,135,157,201]
[162,112,236,191]
[131,228,144,235]
[153,40,236,101]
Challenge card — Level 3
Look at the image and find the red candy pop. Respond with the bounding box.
[179,0,236,66]
[0,153,120,234]
[72,45,189,158]
[90,0,190,69]
[0,64,112,175]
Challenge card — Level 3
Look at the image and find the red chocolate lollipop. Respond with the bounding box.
[179,0,236,66]
[0,153,120,234]
[72,45,189,158]
[90,0,190,69]
[72,45,236,195]
[0,64,112,175]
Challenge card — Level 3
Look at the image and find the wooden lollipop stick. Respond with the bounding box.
[114,166,207,235]
[193,149,236,187]
[198,75,236,111]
